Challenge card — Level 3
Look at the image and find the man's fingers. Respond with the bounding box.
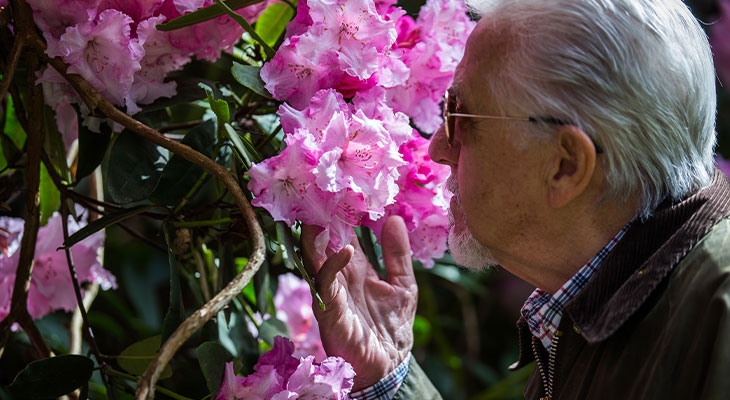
[300,224,325,276]
[380,216,415,285]
[316,244,354,304]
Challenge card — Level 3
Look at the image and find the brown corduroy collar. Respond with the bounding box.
[565,169,730,343]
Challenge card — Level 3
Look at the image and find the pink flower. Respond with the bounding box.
[215,336,354,400]
[364,132,452,268]
[260,0,407,108]
[28,0,271,124]
[385,0,475,134]
[0,208,116,321]
[710,0,730,87]
[254,0,470,261]
[248,89,409,253]
[46,9,145,112]
[247,132,337,227]
[274,274,326,361]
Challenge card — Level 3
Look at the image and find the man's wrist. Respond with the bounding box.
[348,354,411,400]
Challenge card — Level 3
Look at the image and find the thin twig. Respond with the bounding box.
[0,1,29,101]
[0,31,51,359]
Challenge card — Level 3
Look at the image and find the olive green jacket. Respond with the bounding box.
[396,170,730,399]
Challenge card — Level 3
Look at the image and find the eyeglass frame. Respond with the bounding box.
[442,89,603,153]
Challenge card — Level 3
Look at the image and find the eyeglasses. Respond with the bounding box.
[442,89,603,153]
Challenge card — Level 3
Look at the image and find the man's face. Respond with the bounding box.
[431,21,553,272]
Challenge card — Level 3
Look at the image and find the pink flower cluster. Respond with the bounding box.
[250,0,473,265]
[216,336,354,400]
[0,209,116,321]
[29,0,270,119]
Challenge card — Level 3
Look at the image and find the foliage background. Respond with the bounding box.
[0,0,728,399]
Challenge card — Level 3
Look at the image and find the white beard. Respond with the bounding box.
[448,220,498,270]
[446,177,498,270]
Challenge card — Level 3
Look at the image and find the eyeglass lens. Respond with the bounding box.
[444,90,456,145]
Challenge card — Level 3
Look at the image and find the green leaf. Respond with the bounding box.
[217,308,258,359]
[149,119,217,206]
[117,336,173,379]
[39,162,60,226]
[258,318,289,346]
[230,63,271,99]
[157,0,265,31]
[224,123,264,169]
[63,205,156,248]
[2,96,27,149]
[104,130,168,204]
[196,341,230,395]
[212,0,276,58]
[254,2,294,47]
[200,83,231,124]
[0,97,26,171]
[76,121,112,180]
[5,355,94,399]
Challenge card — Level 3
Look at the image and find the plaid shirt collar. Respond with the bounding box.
[521,221,633,350]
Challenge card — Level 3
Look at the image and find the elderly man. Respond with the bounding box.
[302,0,730,398]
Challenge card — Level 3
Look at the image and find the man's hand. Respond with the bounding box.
[300,216,418,391]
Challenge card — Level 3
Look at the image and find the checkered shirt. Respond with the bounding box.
[521,222,632,350]
[348,353,411,400]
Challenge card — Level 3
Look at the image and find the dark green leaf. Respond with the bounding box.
[217,304,258,361]
[254,2,294,47]
[196,341,229,395]
[5,355,94,399]
[118,336,173,379]
[231,63,271,99]
[42,105,70,182]
[104,130,168,204]
[156,0,265,31]
[63,205,156,248]
[76,121,112,180]
[149,119,217,206]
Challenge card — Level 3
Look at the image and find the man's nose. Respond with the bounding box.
[428,124,458,166]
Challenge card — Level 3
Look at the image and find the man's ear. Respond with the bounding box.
[547,126,597,208]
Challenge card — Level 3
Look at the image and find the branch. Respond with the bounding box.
[0,0,34,100]
[27,29,266,400]
[0,32,52,359]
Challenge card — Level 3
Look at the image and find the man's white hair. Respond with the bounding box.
[466,0,717,218]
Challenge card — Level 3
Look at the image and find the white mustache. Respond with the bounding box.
[446,175,458,202]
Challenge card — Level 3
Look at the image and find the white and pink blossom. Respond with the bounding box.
[252,0,471,262]
[0,209,116,321]
[27,0,272,124]
[215,336,354,400]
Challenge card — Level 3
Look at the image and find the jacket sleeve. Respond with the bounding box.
[393,356,442,400]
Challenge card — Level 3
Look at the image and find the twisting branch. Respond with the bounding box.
[0,9,52,358]
[0,0,31,101]
[27,25,265,400]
